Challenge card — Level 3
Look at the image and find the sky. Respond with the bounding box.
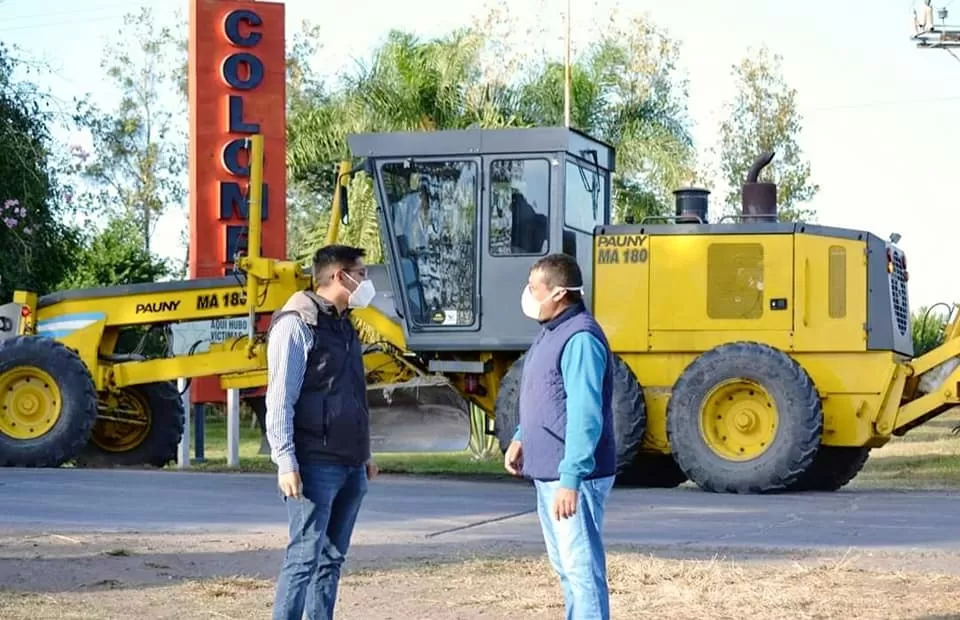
[3,0,960,314]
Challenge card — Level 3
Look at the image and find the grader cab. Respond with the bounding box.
[3,126,960,496]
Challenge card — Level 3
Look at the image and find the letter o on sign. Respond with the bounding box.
[221,53,264,91]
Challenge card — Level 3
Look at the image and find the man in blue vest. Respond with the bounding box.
[265,244,380,620]
[504,252,617,620]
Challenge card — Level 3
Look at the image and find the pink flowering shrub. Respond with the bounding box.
[2,199,34,235]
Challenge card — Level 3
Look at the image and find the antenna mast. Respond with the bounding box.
[564,0,572,127]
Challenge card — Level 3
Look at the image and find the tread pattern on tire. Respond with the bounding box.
[666,341,823,494]
[75,381,185,469]
[494,352,647,477]
[494,354,524,456]
[787,446,871,492]
[610,354,646,475]
[0,336,98,468]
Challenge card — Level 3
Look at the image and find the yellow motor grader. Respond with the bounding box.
[2,129,959,494]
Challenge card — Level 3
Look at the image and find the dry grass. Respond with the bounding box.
[3,550,960,620]
[857,411,960,488]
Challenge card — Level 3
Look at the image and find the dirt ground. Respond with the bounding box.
[3,529,960,620]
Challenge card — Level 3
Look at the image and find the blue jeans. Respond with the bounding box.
[534,476,615,620]
[273,462,368,620]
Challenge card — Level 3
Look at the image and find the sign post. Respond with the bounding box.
[177,377,192,469]
[188,0,287,407]
[227,388,240,466]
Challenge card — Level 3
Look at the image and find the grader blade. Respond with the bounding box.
[366,377,472,453]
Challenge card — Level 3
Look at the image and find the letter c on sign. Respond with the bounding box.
[224,9,263,47]
[222,139,249,177]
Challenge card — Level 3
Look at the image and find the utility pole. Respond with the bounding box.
[564,0,572,127]
[911,1,960,64]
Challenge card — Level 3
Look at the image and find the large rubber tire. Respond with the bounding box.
[75,381,184,468]
[494,354,524,456]
[493,352,647,477]
[0,336,97,467]
[609,354,646,476]
[666,341,822,494]
[787,446,871,492]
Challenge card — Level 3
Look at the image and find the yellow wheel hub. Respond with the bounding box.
[700,379,778,461]
[91,390,151,453]
[0,367,62,440]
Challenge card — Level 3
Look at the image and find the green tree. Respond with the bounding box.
[286,27,506,263]
[511,13,696,224]
[912,305,949,356]
[71,7,187,257]
[58,213,170,290]
[285,8,697,262]
[0,43,83,302]
[716,45,819,222]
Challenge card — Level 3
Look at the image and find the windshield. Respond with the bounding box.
[379,159,479,327]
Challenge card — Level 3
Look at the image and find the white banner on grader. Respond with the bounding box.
[169,318,251,355]
[169,318,251,469]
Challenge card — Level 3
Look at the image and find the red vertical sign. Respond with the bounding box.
[189,0,286,404]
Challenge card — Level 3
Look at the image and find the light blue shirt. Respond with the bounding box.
[264,313,315,474]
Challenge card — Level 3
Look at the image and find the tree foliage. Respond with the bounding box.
[58,213,170,290]
[511,13,696,224]
[913,305,949,356]
[70,7,187,257]
[716,46,819,222]
[285,4,698,263]
[0,43,83,302]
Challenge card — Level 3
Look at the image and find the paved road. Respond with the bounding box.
[2,468,959,554]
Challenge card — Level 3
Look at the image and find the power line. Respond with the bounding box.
[804,94,960,112]
[3,2,143,22]
[0,2,165,33]
[4,4,960,116]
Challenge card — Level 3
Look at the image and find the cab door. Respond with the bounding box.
[478,153,558,349]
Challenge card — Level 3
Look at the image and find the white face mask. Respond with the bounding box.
[520,284,584,321]
[344,273,376,309]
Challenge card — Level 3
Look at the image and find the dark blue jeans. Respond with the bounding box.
[272,462,368,620]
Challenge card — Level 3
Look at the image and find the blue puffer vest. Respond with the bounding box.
[517,302,616,481]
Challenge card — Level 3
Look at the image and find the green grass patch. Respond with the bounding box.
[170,410,960,489]
[168,415,508,478]
[857,453,960,488]
[855,410,960,488]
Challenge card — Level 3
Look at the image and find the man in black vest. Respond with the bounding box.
[265,244,379,620]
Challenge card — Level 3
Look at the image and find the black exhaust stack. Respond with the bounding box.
[741,151,778,222]
[673,187,710,224]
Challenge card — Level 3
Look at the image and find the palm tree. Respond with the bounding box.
[286,19,698,260]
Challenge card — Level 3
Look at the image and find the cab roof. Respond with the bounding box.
[346,126,616,173]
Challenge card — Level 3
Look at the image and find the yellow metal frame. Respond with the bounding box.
[893,304,960,433]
